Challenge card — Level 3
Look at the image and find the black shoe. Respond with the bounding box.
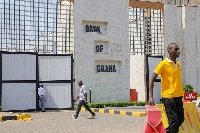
[71,115,77,119]
[42,110,45,112]
[91,114,96,118]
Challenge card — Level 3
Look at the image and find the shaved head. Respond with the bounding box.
[167,43,180,60]
[167,43,177,52]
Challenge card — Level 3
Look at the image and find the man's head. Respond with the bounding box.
[167,43,180,59]
[78,80,83,87]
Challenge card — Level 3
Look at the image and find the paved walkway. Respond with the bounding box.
[0,110,145,133]
[0,105,199,133]
[104,106,146,112]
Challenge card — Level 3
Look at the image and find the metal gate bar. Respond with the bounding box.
[129,7,164,56]
[0,0,74,54]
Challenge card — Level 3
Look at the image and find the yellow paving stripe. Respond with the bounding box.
[80,107,145,117]
[109,110,115,114]
[119,111,126,115]
[132,112,146,117]
[99,109,104,113]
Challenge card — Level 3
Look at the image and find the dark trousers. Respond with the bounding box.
[162,97,184,133]
[39,95,46,111]
[74,100,95,118]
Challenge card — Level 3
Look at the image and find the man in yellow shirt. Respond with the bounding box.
[148,43,184,133]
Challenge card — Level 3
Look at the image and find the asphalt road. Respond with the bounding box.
[0,110,145,133]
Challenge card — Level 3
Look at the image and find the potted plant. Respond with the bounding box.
[183,84,197,101]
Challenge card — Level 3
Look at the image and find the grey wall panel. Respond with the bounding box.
[196,7,200,93]
[2,83,36,111]
[148,57,162,79]
[147,56,162,103]
[2,54,36,80]
[41,83,72,108]
[153,82,161,104]
[39,56,71,81]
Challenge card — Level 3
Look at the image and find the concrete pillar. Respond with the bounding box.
[183,6,198,90]
[196,7,200,93]
[164,4,183,59]
[174,7,184,65]
[74,0,130,102]
[164,4,176,57]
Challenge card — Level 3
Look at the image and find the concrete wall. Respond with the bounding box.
[196,7,200,94]
[164,4,200,93]
[183,7,198,91]
[74,0,130,102]
[130,55,146,101]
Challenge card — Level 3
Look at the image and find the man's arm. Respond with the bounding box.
[84,93,87,102]
[148,72,158,106]
[73,96,79,102]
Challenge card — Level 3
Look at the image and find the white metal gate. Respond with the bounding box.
[38,55,73,109]
[1,52,37,111]
[0,52,73,111]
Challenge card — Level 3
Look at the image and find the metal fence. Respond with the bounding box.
[129,8,164,55]
[0,1,164,56]
[0,0,74,54]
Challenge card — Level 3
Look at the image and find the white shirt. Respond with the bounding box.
[38,87,46,96]
[79,85,86,100]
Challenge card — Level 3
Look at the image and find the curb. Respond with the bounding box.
[81,107,146,117]
[0,113,32,121]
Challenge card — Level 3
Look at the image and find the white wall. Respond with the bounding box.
[74,0,130,102]
[130,55,146,101]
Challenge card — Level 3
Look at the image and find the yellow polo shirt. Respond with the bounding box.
[154,58,183,98]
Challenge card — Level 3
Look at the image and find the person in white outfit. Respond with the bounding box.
[38,85,46,112]
[72,80,96,119]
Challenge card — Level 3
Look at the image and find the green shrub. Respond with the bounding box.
[87,101,146,108]
[0,106,2,112]
[183,84,194,92]
[134,101,146,106]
